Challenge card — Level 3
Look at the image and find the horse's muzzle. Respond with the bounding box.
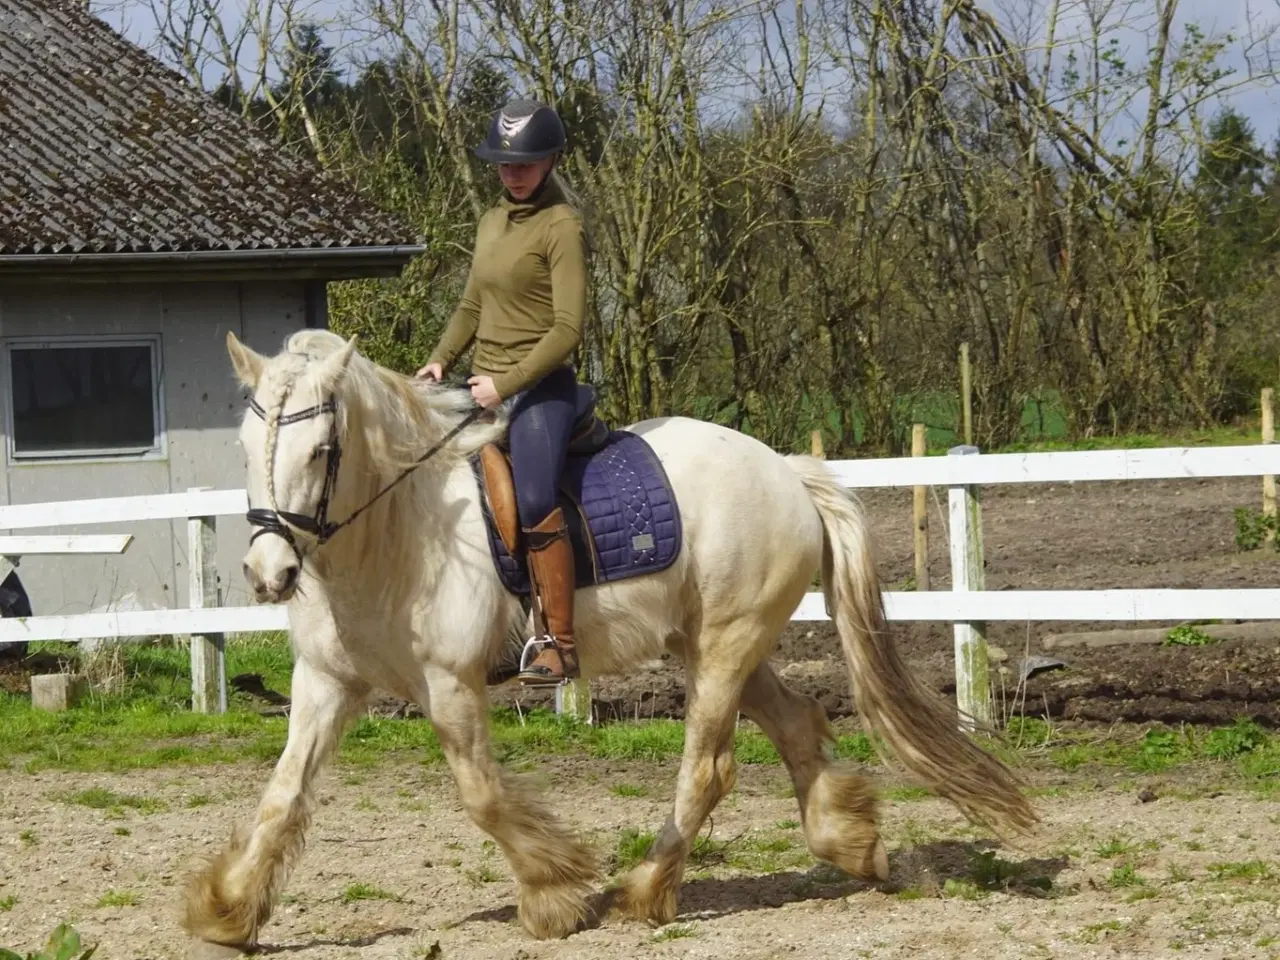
[243,558,299,604]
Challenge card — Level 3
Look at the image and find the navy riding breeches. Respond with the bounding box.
[505,365,579,529]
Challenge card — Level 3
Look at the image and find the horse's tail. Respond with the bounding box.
[786,454,1039,840]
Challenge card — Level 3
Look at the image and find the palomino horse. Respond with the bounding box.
[182,329,1037,956]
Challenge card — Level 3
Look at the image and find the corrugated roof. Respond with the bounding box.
[0,0,419,256]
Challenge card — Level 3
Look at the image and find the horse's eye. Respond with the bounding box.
[310,445,328,462]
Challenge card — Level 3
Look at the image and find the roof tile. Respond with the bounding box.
[0,0,418,255]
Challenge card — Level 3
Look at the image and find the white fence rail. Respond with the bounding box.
[1,443,1277,717]
[802,442,1280,727]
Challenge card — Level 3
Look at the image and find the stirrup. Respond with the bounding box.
[517,635,576,686]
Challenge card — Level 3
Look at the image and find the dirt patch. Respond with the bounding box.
[2,758,1277,958]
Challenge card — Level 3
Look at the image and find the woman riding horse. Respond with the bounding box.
[416,99,588,687]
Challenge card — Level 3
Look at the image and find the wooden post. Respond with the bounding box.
[187,487,226,715]
[556,679,592,725]
[947,445,989,730]
[912,424,929,591]
[959,342,973,446]
[810,430,825,458]
[30,674,87,712]
[1264,388,1276,544]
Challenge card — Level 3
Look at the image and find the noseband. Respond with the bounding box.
[244,391,484,559]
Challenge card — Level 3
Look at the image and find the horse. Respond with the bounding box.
[181,328,1037,956]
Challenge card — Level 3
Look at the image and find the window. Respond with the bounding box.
[5,337,164,460]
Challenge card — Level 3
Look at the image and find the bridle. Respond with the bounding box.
[244,390,484,559]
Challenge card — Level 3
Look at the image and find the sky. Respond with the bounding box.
[1041,0,1280,142]
[94,0,1280,145]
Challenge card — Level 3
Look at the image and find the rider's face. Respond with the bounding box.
[499,156,556,200]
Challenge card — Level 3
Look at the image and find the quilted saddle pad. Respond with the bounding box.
[469,430,682,596]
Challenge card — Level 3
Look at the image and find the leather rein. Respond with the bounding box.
[244,393,483,558]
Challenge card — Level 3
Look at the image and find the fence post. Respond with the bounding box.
[1263,388,1276,544]
[912,423,929,591]
[187,487,226,715]
[810,430,825,458]
[556,679,592,725]
[947,445,989,730]
[959,342,974,446]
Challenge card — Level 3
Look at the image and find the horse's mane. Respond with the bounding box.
[277,329,507,477]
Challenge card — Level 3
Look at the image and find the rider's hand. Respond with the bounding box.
[467,375,503,410]
[415,362,443,381]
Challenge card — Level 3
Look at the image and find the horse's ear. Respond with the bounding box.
[315,335,359,391]
[226,330,266,389]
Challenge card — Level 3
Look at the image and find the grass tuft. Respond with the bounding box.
[0,634,1278,806]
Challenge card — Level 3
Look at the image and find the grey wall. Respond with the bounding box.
[0,280,314,618]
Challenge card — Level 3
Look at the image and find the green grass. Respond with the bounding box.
[651,923,699,942]
[610,825,811,877]
[611,828,655,873]
[942,877,987,900]
[1163,625,1219,648]
[988,421,1261,455]
[340,882,400,904]
[3,634,1280,795]
[95,889,140,907]
[1044,720,1280,787]
[1206,860,1272,881]
[56,788,166,815]
[1078,919,1126,944]
[831,386,1263,457]
[1095,836,1140,859]
[1108,863,1145,888]
[0,632,874,772]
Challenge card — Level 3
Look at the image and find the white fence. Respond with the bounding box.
[2,444,1278,718]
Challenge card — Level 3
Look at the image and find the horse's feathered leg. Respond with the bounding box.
[181,656,367,951]
[739,661,888,880]
[611,644,753,926]
[425,663,599,939]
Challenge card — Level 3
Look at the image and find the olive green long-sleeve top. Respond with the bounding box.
[428,178,588,399]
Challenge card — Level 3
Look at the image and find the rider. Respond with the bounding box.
[416,99,588,686]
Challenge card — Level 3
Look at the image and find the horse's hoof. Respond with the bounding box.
[872,839,890,881]
[187,941,251,960]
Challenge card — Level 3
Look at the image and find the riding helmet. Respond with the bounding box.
[475,99,567,164]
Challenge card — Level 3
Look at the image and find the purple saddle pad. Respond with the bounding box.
[469,430,682,596]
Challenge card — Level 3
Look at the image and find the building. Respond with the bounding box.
[0,0,422,617]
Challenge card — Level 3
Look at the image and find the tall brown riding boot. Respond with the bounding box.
[518,506,580,686]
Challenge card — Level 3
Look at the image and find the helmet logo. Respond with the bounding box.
[498,111,533,140]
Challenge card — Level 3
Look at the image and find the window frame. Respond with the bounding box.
[3,334,167,464]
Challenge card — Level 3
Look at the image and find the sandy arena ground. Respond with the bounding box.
[2,755,1278,959]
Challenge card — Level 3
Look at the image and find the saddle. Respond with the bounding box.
[470,384,682,597]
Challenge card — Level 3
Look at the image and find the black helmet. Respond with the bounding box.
[475,99,566,164]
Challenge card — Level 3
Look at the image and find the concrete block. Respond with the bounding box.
[30,673,87,712]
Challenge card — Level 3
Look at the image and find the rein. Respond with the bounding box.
[245,391,484,557]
